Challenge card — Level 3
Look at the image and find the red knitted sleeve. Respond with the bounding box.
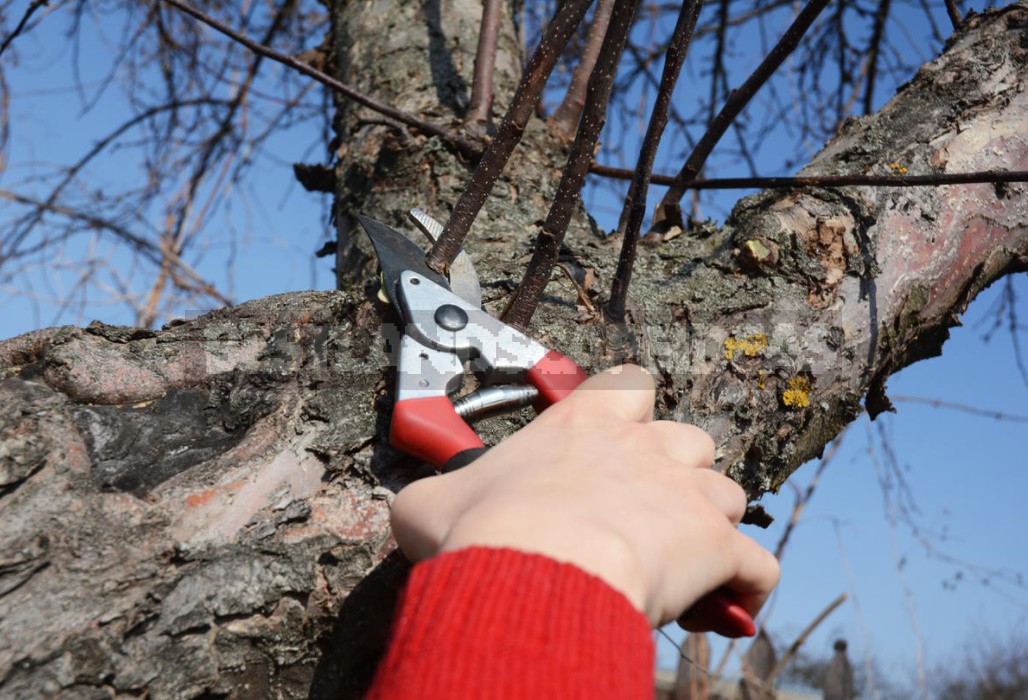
[365,547,654,699]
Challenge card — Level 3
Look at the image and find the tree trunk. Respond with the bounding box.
[1,3,1026,698]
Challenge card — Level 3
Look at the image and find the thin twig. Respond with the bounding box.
[831,521,882,700]
[766,592,849,686]
[653,0,833,230]
[556,263,597,315]
[588,165,1028,189]
[0,187,229,305]
[863,0,893,115]
[773,430,848,563]
[0,0,49,59]
[425,0,595,272]
[1003,276,1028,391]
[547,0,616,140]
[868,424,928,699]
[891,395,1028,423]
[466,0,502,126]
[503,0,641,329]
[606,0,702,323]
[159,0,481,158]
[944,0,963,30]
[1,98,229,267]
[140,0,295,327]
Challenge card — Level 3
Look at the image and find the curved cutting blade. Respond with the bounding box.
[356,215,450,312]
[408,208,482,308]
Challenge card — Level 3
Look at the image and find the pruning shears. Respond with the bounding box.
[359,210,757,638]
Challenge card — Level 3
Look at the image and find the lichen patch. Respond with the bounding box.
[781,376,812,409]
[723,333,768,361]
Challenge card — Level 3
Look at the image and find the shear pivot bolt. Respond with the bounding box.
[435,304,468,331]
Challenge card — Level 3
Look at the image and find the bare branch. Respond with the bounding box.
[863,0,893,115]
[588,164,1028,190]
[1,98,230,269]
[0,0,50,59]
[503,0,641,329]
[0,187,229,307]
[547,0,616,140]
[424,0,595,272]
[891,395,1028,423]
[766,592,849,686]
[653,0,833,231]
[945,0,964,30]
[465,0,502,127]
[159,0,481,158]
[773,431,848,563]
[605,0,702,323]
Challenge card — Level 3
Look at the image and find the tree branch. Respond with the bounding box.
[159,0,481,158]
[891,396,1028,423]
[767,592,849,687]
[424,0,595,272]
[0,187,230,307]
[465,0,502,127]
[547,0,616,141]
[945,0,964,30]
[653,0,833,231]
[588,164,1028,190]
[0,0,49,59]
[863,0,893,115]
[605,0,703,323]
[503,0,641,329]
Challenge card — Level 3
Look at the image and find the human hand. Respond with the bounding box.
[390,364,780,629]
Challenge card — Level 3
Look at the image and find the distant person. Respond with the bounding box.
[823,639,855,700]
[365,365,781,698]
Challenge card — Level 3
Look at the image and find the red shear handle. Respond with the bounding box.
[391,396,485,468]
[525,349,588,408]
[684,588,756,638]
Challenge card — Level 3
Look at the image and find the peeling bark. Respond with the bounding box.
[1,4,1027,698]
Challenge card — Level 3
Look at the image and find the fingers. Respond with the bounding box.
[677,535,781,633]
[645,421,745,523]
[725,537,781,613]
[560,364,655,423]
[647,420,716,469]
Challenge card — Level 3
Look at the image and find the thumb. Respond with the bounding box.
[558,364,655,423]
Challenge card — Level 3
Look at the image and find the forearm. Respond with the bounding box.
[365,547,655,699]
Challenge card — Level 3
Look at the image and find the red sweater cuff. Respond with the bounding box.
[366,547,654,699]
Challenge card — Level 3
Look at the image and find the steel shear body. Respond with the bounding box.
[358,212,756,639]
[358,213,586,472]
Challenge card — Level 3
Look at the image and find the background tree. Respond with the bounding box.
[1,0,1027,697]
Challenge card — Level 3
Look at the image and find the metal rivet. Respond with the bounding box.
[435,304,468,331]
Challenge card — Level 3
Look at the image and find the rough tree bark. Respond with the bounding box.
[1,3,1026,698]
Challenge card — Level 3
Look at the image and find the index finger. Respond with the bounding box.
[558,364,656,423]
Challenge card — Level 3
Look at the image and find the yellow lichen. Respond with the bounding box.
[757,371,767,390]
[782,376,811,408]
[724,333,768,360]
[889,162,909,175]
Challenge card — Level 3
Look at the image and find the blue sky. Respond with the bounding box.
[3,1,1026,691]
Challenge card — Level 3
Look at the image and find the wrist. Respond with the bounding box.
[439,502,650,617]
